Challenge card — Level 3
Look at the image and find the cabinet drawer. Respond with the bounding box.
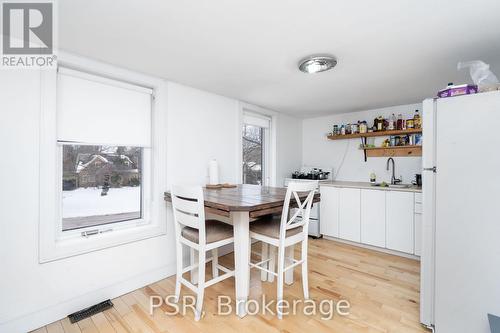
[415,202,423,214]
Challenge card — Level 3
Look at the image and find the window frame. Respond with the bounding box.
[238,103,277,187]
[39,52,168,263]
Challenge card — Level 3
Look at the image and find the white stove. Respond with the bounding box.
[284,166,333,238]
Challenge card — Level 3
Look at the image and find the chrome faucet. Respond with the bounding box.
[386,157,401,185]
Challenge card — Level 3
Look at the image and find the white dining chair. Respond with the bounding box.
[249,181,317,319]
[171,185,235,321]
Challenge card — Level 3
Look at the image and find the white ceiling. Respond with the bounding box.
[58,0,500,117]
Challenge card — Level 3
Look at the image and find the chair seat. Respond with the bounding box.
[182,220,233,244]
[250,215,302,239]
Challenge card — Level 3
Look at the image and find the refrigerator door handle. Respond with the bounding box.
[423,167,437,173]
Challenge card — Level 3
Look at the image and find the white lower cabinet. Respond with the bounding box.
[338,188,361,242]
[320,185,420,256]
[319,186,339,237]
[414,213,422,256]
[386,191,415,254]
[360,189,386,248]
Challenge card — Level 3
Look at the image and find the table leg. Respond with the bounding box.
[285,245,295,285]
[231,211,250,318]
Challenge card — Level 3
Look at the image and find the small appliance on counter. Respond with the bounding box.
[413,173,422,186]
[291,167,330,180]
[285,166,333,238]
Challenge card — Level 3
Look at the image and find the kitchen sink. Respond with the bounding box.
[388,184,412,188]
[370,183,412,189]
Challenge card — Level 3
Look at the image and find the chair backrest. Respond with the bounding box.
[171,185,206,244]
[279,181,318,241]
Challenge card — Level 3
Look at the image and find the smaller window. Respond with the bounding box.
[242,112,271,185]
[62,145,142,231]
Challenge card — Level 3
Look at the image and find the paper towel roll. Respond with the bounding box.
[208,159,219,185]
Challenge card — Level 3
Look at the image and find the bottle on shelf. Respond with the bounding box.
[388,113,396,130]
[413,109,421,129]
[396,113,404,130]
[376,116,384,131]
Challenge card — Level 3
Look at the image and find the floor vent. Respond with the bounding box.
[68,300,114,323]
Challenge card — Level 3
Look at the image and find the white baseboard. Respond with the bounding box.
[1,263,177,333]
[323,236,420,260]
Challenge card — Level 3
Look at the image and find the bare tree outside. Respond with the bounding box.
[242,124,264,185]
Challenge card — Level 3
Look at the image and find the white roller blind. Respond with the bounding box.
[57,67,153,146]
[243,111,271,129]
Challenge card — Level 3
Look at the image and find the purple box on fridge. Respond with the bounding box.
[437,84,478,98]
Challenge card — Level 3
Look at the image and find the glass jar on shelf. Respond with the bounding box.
[359,121,368,134]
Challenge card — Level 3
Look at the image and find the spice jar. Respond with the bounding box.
[359,121,368,134]
[407,119,414,129]
[351,123,358,134]
[333,125,339,135]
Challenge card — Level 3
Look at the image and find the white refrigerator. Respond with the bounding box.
[420,91,500,332]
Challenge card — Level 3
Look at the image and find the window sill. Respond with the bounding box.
[39,220,166,263]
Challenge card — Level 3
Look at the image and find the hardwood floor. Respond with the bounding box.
[33,239,429,333]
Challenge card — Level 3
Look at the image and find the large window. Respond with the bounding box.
[242,112,271,185]
[57,67,152,234]
[39,57,167,262]
[62,145,142,231]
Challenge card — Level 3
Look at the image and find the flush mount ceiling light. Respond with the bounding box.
[298,55,337,74]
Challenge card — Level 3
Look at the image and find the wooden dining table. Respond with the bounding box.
[164,184,320,317]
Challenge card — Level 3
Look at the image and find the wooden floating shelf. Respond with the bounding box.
[362,145,422,158]
[327,128,422,140]
[327,128,423,160]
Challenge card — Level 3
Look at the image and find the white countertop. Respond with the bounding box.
[319,180,422,193]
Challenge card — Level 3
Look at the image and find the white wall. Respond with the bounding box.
[166,82,241,186]
[0,69,301,332]
[302,104,423,184]
[275,113,303,186]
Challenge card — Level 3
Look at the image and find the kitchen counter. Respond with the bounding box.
[320,180,422,193]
